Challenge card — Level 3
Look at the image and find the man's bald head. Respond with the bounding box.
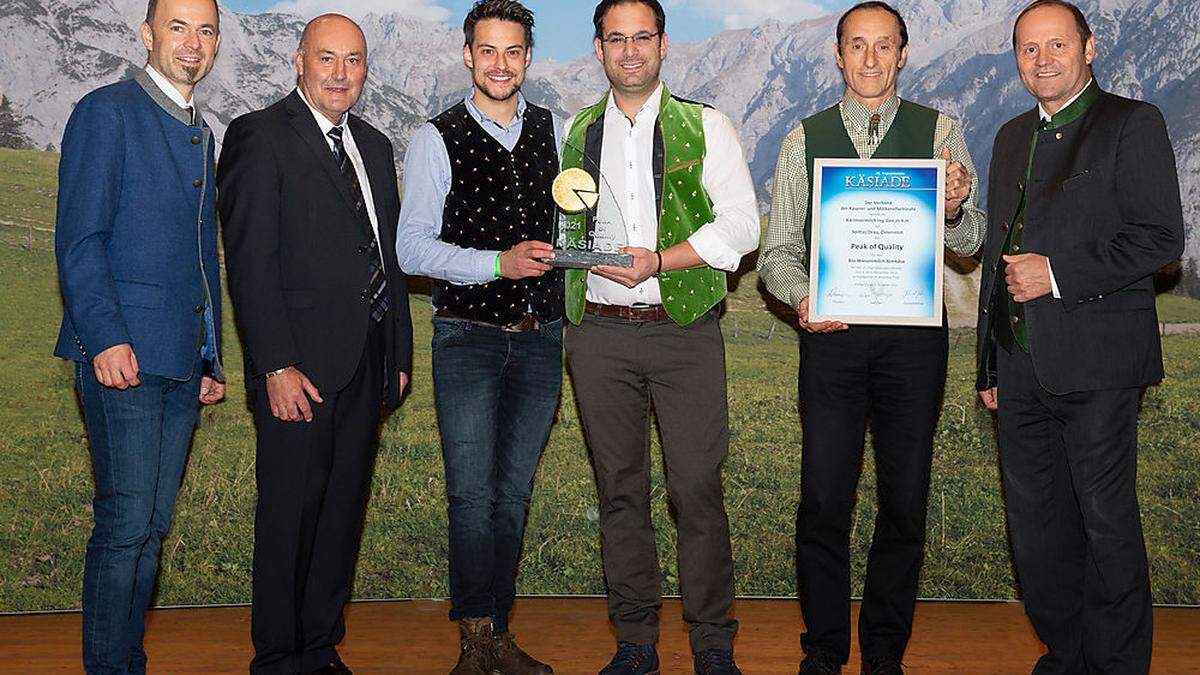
[298,13,365,55]
[294,13,369,125]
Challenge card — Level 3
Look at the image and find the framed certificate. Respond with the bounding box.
[808,158,946,327]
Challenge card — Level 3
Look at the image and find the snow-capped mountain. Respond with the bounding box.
[1,0,1196,296]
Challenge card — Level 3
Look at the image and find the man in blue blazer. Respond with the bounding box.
[53,0,224,672]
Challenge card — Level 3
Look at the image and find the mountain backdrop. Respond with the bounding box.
[1,0,1197,299]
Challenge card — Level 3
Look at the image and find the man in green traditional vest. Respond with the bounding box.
[758,3,985,674]
[561,1,759,673]
[976,2,1183,672]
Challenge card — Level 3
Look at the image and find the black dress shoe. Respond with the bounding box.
[797,649,842,675]
[599,642,659,675]
[694,648,742,674]
[309,661,352,675]
[861,655,903,675]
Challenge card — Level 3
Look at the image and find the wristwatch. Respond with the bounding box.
[265,367,288,379]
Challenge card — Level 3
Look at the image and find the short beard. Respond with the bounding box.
[474,73,520,103]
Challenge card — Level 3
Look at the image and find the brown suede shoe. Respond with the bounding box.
[450,617,495,675]
[493,632,553,674]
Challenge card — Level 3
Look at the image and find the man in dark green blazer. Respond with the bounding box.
[976,2,1184,672]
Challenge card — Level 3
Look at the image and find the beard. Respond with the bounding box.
[606,57,661,95]
[174,50,205,83]
[473,69,522,103]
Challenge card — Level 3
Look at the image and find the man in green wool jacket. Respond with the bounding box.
[561,1,759,673]
[758,3,985,674]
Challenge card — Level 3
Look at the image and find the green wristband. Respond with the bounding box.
[494,253,503,278]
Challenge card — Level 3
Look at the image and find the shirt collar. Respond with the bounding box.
[144,64,192,110]
[839,93,900,133]
[605,81,665,124]
[464,91,527,132]
[296,87,348,136]
[1038,78,1098,127]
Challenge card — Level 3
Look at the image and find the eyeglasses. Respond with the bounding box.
[600,31,661,48]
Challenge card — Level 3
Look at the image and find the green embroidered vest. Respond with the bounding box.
[562,86,724,326]
[799,99,939,266]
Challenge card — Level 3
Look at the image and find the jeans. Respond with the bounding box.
[432,317,562,633]
[76,356,202,675]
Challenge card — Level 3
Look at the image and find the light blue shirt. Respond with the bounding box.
[396,92,564,286]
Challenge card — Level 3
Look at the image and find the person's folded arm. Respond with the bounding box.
[757,126,811,309]
[687,109,760,272]
[55,95,131,356]
[395,123,501,285]
[217,117,301,376]
[1050,104,1185,306]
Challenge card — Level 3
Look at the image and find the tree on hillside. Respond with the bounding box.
[0,96,33,150]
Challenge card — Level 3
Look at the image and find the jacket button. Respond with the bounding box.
[193,179,202,188]
[1001,221,1009,231]
[1012,316,1020,324]
[360,290,369,300]
[983,307,989,315]
[191,136,201,145]
[1055,132,1063,140]
[194,304,204,313]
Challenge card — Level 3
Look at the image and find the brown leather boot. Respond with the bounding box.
[450,617,495,675]
[492,632,553,674]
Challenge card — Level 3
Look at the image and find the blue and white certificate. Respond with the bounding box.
[808,159,945,327]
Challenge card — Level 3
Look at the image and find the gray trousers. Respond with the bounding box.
[565,309,738,653]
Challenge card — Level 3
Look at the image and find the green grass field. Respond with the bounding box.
[2,147,1197,612]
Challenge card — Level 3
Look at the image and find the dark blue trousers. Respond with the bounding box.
[431,317,562,633]
[77,356,202,675]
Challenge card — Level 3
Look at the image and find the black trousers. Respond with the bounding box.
[996,346,1152,674]
[250,321,384,675]
[796,323,947,664]
[565,310,738,654]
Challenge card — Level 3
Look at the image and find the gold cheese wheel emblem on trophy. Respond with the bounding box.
[552,168,600,214]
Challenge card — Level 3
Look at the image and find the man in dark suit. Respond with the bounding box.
[53,0,224,671]
[976,2,1184,672]
[218,14,413,675]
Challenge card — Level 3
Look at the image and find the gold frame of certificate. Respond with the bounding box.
[807,158,946,327]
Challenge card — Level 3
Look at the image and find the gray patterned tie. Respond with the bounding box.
[327,126,388,322]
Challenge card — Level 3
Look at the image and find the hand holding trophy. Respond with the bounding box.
[543,141,634,269]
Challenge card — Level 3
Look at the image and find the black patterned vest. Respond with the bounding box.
[428,101,563,325]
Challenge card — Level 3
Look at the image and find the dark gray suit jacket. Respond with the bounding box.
[218,91,413,409]
[976,88,1185,395]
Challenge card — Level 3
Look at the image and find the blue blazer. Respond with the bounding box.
[54,75,223,381]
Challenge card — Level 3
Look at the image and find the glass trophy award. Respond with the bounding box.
[545,140,634,269]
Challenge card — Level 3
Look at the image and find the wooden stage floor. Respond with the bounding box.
[1,598,1196,673]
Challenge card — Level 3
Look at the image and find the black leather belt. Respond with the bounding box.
[434,309,542,332]
[584,301,670,322]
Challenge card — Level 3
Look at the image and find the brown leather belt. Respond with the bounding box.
[584,301,670,322]
[434,309,542,332]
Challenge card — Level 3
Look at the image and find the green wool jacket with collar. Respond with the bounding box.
[562,85,725,326]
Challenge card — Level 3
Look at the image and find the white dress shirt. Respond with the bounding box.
[567,83,760,307]
[144,64,193,116]
[1038,79,1093,300]
[297,88,384,265]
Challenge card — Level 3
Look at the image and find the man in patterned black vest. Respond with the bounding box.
[395,2,561,674]
[759,3,985,674]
